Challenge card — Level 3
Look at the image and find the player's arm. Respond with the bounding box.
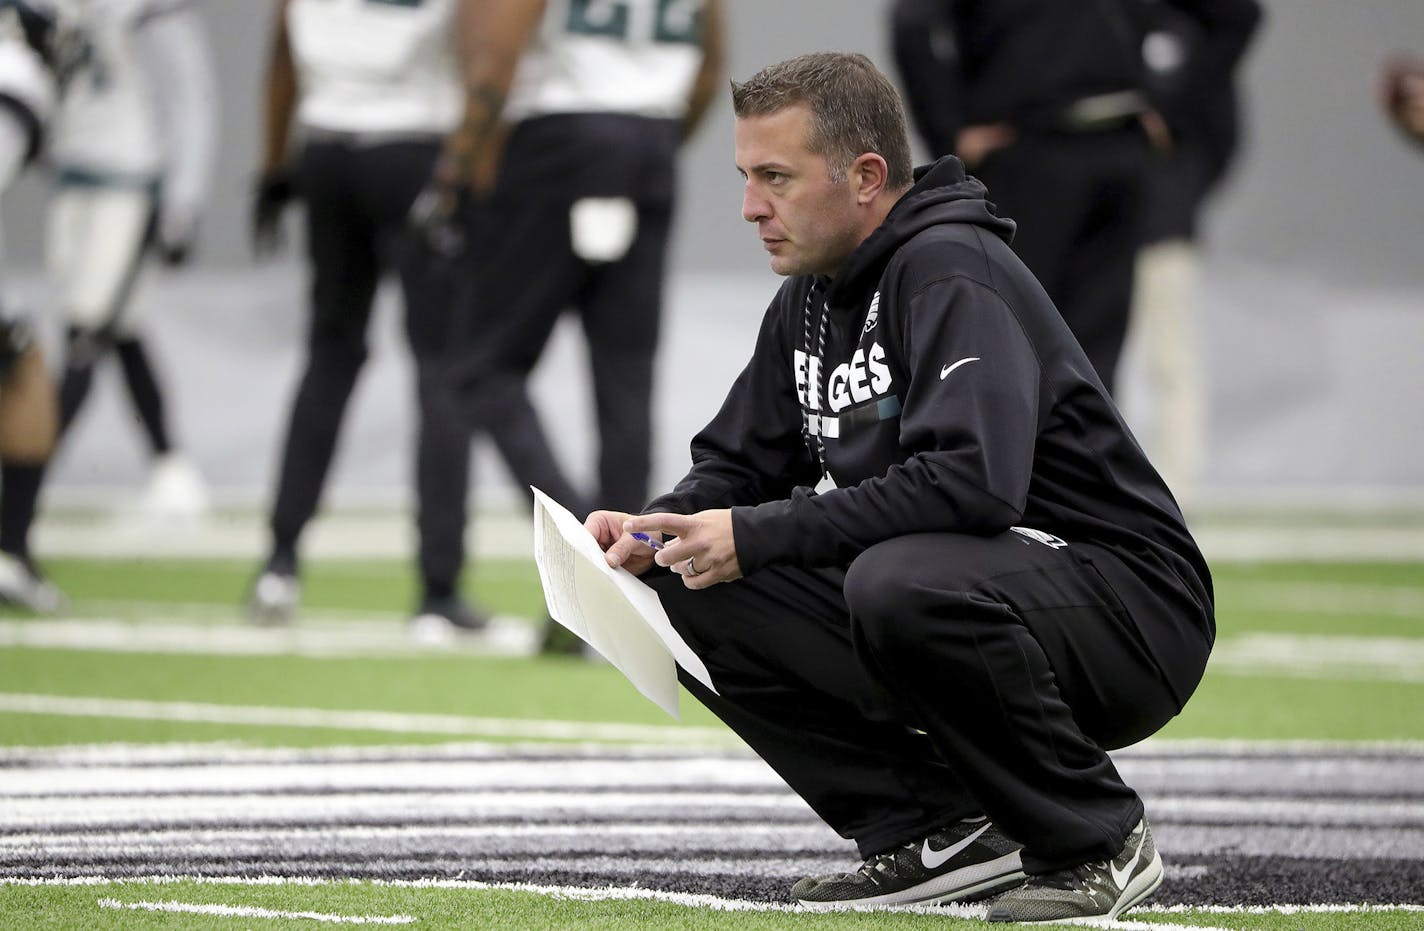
[680,0,724,143]
[259,0,297,180]
[135,2,219,264]
[435,0,546,196]
[252,0,297,256]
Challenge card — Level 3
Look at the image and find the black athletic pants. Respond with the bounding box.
[972,127,1149,396]
[269,137,468,596]
[452,116,676,517]
[648,530,1205,873]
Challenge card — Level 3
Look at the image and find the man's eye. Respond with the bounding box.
[765,171,785,184]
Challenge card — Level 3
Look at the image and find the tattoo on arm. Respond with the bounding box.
[442,82,507,182]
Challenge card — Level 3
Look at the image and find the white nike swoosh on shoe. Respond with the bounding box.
[939,357,980,380]
[1109,827,1145,888]
[921,821,992,870]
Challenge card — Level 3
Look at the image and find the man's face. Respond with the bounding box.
[735,105,863,278]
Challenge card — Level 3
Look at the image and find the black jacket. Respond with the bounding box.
[647,158,1213,690]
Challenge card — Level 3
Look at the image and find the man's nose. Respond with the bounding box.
[742,183,769,223]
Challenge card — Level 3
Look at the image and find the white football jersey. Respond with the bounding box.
[0,0,88,135]
[0,32,56,128]
[47,0,168,177]
[505,0,707,122]
[288,0,461,136]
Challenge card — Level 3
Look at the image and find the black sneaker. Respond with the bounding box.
[986,817,1163,924]
[793,816,1025,909]
[409,595,491,643]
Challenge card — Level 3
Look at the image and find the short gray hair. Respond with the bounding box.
[731,52,914,190]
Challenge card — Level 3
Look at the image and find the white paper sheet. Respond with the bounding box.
[531,487,717,719]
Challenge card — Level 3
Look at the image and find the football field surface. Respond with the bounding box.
[3,739,1423,906]
[1,523,1422,929]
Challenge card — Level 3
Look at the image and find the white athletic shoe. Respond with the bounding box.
[249,571,299,626]
[0,552,66,613]
[138,453,211,520]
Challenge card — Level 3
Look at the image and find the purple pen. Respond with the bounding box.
[629,531,665,550]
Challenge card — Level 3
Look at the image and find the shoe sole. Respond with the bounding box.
[797,850,1025,910]
[1010,849,1164,926]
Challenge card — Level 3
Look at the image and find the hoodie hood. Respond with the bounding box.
[825,156,1017,312]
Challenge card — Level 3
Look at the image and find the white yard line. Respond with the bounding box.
[3,736,1418,766]
[6,876,1412,927]
[0,693,735,745]
[1195,526,1424,562]
[97,897,416,925]
[0,617,537,658]
[1210,633,1424,683]
[1221,581,1424,618]
[1,876,1224,927]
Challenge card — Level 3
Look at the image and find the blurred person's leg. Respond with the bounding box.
[457,196,588,517]
[457,183,591,655]
[258,141,378,614]
[579,198,670,512]
[376,140,488,631]
[0,340,63,612]
[103,211,212,520]
[974,130,1147,396]
[1130,239,1204,501]
[0,96,62,610]
[45,181,153,435]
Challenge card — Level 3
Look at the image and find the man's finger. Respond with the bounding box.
[605,534,641,568]
[624,512,695,538]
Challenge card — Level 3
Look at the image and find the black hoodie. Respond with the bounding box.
[647,158,1213,694]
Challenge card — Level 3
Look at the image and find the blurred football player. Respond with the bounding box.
[249,0,489,635]
[0,0,78,610]
[423,0,724,653]
[44,0,217,520]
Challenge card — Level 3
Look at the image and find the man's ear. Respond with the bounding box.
[850,153,889,204]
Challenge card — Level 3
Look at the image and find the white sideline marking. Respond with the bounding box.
[97,897,416,924]
[17,876,1424,912]
[10,877,1413,928]
[1210,633,1424,683]
[1224,581,1424,619]
[5,735,1417,767]
[0,616,537,658]
[0,693,735,745]
[47,878,1227,927]
[1196,526,1424,561]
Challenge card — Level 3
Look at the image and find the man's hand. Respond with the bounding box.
[954,123,1015,169]
[1381,54,1424,146]
[251,171,295,258]
[623,510,741,590]
[155,198,200,266]
[407,179,468,258]
[586,510,660,577]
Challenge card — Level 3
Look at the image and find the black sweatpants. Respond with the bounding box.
[972,127,1149,396]
[269,137,469,595]
[648,529,1204,874]
[452,115,678,517]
